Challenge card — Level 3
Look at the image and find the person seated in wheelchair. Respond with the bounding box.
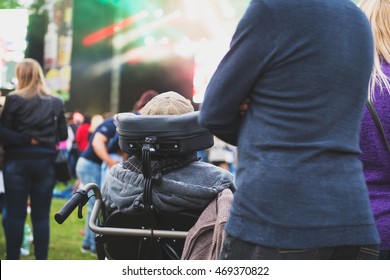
[102,91,236,216]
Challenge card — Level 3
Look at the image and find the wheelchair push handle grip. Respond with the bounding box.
[54,189,88,224]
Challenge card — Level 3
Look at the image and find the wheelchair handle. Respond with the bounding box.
[54,183,100,224]
[56,182,188,238]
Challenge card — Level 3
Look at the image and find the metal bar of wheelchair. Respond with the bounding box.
[56,182,188,239]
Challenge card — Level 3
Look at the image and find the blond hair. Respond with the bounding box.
[14,58,51,98]
[358,0,390,99]
[140,91,194,115]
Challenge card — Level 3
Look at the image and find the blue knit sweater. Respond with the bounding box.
[199,0,380,249]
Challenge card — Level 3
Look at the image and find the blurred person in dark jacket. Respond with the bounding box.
[0,58,67,259]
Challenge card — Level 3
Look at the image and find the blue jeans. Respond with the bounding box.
[220,234,379,260]
[68,148,80,179]
[75,157,101,252]
[100,153,122,189]
[3,157,56,259]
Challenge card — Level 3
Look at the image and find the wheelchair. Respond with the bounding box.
[55,111,214,260]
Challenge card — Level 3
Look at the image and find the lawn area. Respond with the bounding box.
[0,186,96,260]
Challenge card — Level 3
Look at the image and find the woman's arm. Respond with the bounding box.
[199,1,275,145]
[0,125,32,146]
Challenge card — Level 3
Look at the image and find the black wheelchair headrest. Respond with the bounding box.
[115,111,214,156]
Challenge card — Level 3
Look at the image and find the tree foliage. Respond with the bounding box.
[0,0,21,9]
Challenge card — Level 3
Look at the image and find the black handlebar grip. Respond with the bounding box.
[54,190,88,224]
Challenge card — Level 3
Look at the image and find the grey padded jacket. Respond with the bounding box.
[102,160,236,214]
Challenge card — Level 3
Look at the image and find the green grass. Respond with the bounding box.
[0,185,96,260]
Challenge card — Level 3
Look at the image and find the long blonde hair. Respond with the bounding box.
[14,58,51,98]
[358,0,390,100]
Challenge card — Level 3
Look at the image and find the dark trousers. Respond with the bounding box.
[220,234,379,260]
[379,250,390,260]
[3,157,56,260]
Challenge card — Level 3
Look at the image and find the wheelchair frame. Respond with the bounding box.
[55,111,214,259]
